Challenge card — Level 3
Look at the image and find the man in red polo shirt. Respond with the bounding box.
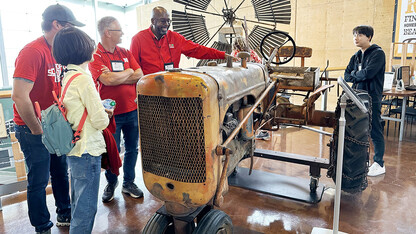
[130,6,232,75]
[11,4,84,233]
[88,16,144,203]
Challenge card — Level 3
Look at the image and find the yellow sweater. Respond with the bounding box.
[62,64,109,157]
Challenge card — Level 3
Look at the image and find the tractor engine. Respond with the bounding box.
[136,62,268,216]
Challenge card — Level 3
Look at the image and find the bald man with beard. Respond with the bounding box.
[130,6,232,75]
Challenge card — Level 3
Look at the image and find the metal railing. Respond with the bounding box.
[320,66,346,111]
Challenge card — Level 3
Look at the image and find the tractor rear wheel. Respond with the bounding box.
[327,92,371,193]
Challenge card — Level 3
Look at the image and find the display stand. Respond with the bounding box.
[311,77,368,234]
[229,163,326,204]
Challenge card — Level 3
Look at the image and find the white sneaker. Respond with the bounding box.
[368,162,386,177]
[255,130,270,140]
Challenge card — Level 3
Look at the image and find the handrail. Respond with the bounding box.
[0,90,11,99]
[325,66,346,72]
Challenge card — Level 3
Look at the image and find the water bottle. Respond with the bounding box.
[102,99,116,110]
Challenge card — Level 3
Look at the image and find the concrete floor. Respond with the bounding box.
[0,124,415,234]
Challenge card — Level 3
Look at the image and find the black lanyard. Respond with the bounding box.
[98,44,125,70]
[152,34,173,65]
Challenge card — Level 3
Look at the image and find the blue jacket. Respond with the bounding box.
[344,44,385,103]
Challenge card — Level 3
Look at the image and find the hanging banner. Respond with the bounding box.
[393,0,416,57]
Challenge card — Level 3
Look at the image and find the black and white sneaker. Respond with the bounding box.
[255,130,270,140]
[36,228,52,234]
[122,182,144,198]
[56,213,70,227]
[102,181,119,203]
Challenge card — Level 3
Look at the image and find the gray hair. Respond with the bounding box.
[97,16,117,37]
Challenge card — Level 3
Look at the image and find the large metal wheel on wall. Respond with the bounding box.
[171,0,293,65]
[327,91,372,193]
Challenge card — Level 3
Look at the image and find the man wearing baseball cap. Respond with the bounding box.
[12,4,84,234]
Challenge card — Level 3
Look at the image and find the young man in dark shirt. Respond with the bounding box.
[344,25,386,177]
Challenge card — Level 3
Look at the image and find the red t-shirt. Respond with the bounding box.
[88,43,141,115]
[130,27,226,75]
[13,37,63,126]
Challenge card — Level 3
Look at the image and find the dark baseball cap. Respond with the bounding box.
[42,4,85,27]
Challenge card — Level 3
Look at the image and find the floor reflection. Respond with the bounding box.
[0,124,415,233]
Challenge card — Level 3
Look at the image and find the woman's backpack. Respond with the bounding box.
[38,73,88,156]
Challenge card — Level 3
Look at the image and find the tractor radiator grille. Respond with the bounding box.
[138,95,206,183]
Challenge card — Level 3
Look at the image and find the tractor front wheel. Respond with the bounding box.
[193,209,233,234]
[142,213,175,234]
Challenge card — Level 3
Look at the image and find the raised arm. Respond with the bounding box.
[179,33,226,60]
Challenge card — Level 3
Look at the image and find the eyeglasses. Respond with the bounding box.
[108,29,122,32]
[157,19,170,24]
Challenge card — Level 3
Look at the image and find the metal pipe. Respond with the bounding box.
[214,147,231,207]
[321,70,329,111]
[223,0,229,11]
[222,80,277,147]
[233,0,246,13]
[333,95,347,234]
[283,124,333,136]
[205,20,228,46]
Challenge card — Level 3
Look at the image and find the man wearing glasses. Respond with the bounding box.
[88,16,144,203]
[344,25,386,177]
[130,6,232,75]
[11,4,84,234]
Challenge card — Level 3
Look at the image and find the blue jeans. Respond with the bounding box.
[371,102,385,167]
[14,124,71,232]
[105,109,139,186]
[67,154,101,234]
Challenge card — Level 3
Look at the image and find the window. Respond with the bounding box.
[0,0,141,89]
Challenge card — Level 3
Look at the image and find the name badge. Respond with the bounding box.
[111,60,124,72]
[164,62,174,71]
[358,63,362,71]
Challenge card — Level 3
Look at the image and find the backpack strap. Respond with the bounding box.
[58,73,88,144]
[60,73,82,102]
[55,73,83,120]
[72,109,88,143]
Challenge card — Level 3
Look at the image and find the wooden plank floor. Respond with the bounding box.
[0,124,415,233]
